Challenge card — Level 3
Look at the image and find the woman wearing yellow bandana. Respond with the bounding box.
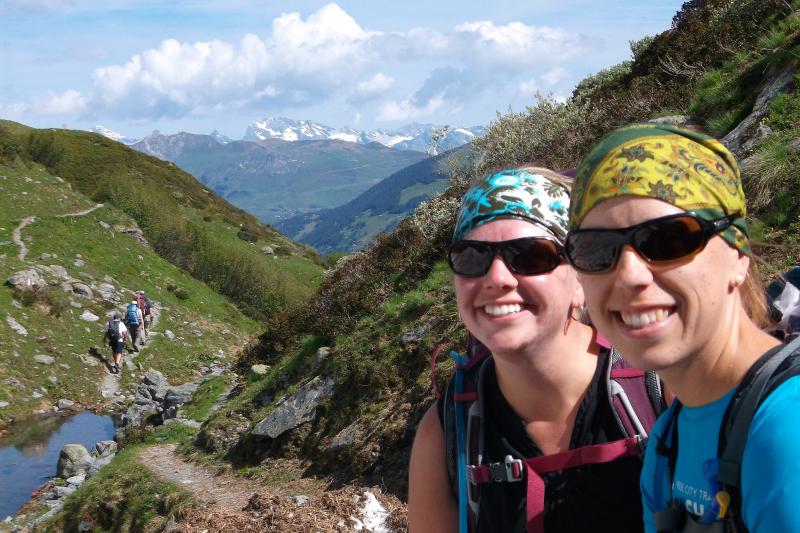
[565,123,800,532]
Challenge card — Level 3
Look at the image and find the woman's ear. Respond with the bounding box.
[730,251,750,290]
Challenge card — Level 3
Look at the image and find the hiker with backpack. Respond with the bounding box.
[134,290,151,341]
[408,168,664,533]
[102,312,127,374]
[564,123,800,532]
[125,297,144,352]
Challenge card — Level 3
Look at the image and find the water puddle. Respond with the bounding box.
[0,412,116,520]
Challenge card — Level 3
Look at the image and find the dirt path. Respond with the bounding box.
[12,203,103,261]
[138,444,262,510]
[12,216,36,261]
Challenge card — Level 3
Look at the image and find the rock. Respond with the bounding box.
[55,485,77,498]
[400,324,429,346]
[73,258,85,267]
[57,444,91,478]
[70,300,83,308]
[648,115,690,126]
[143,370,167,388]
[40,252,53,260]
[251,376,336,438]
[78,520,94,531]
[123,400,160,427]
[249,364,271,379]
[163,383,197,409]
[0,401,9,408]
[99,221,110,229]
[3,377,25,389]
[164,330,176,341]
[80,310,99,322]
[261,246,274,254]
[723,61,797,151]
[163,405,178,420]
[79,354,99,366]
[57,399,75,410]
[94,283,118,302]
[48,375,57,384]
[6,269,46,290]
[72,283,94,298]
[6,315,28,336]
[11,299,22,308]
[94,440,117,457]
[742,123,775,151]
[61,281,74,293]
[34,354,55,365]
[313,347,330,367]
[327,422,361,451]
[292,495,309,505]
[48,265,69,279]
[163,418,202,429]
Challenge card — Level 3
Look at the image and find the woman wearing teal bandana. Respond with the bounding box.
[566,123,800,532]
[409,167,661,533]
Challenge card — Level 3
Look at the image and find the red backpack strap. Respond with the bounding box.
[607,348,663,441]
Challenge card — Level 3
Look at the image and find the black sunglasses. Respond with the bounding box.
[564,212,739,274]
[448,236,564,277]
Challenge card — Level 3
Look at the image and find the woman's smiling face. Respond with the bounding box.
[576,196,749,372]
[453,218,583,357]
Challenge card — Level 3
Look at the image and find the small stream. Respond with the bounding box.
[0,412,116,520]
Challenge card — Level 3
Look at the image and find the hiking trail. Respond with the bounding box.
[13,203,103,261]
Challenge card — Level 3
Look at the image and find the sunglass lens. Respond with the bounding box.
[636,216,705,262]
[566,231,621,272]
[449,241,493,277]
[506,239,562,274]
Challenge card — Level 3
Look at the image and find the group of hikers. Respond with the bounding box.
[101,290,154,374]
[408,123,800,532]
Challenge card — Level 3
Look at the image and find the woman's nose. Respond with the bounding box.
[484,255,518,289]
[614,245,654,289]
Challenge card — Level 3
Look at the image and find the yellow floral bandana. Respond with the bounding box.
[569,123,750,254]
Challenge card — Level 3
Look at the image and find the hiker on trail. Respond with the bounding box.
[103,313,127,374]
[134,290,152,341]
[125,297,144,352]
[408,168,664,533]
[565,123,800,532]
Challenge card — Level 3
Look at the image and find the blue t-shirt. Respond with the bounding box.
[641,375,800,532]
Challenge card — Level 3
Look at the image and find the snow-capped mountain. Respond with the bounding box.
[90,125,139,145]
[210,130,233,145]
[242,117,483,153]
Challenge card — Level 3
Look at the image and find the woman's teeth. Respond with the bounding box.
[484,304,522,317]
[620,308,670,328]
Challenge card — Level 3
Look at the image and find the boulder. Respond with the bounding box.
[94,440,117,457]
[165,330,176,341]
[72,283,94,298]
[34,354,55,365]
[163,383,197,409]
[6,269,46,290]
[55,485,77,498]
[73,259,85,268]
[47,265,69,279]
[143,370,167,388]
[400,324,429,346]
[313,347,330,367]
[6,315,27,336]
[261,246,274,254]
[56,444,91,478]
[252,376,336,438]
[94,283,118,302]
[57,399,75,410]
[327,422,362,451]
[61,282,74,293]
[66,473,86,486]
[122,400,160,427]
[80,310,99,322]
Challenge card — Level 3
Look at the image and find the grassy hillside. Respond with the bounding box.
[276,146,474,254]
[0,161,263,425]
[0,121,324,321]
[134,133,428,223]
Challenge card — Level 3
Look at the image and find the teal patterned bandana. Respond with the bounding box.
[453,169,570,242]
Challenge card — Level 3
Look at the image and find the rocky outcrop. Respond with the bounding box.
[252,376,335,438]
[6,269,46,290]
[723,61,797,152]
[121,370,199,429]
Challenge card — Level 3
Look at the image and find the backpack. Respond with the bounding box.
[434,334,665,533]
[107,320,122,343]
[135,294,146,312]
[126,303,140,326]
[143,296,153,316]
[652,335,800,533]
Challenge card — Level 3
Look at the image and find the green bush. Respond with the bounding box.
[25,130,64,170]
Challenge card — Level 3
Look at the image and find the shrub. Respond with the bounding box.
[167,283,190,300]
[25,130,64,170]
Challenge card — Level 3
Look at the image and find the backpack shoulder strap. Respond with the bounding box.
[607,347,664,445]
[715,335,800,531]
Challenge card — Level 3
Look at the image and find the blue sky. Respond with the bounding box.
[0,0,686,139]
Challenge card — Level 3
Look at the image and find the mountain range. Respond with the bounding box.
[92,117,484,154]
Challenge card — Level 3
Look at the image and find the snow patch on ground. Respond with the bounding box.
[351,491,389,532]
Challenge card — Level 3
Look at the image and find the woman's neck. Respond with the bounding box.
[660,308,781,407]
[492,321,599,424]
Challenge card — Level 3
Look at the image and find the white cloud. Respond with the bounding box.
[542,66,569,86]
[36,89,87,115]
[355,73,394,95]
[19,3,592,122]
[377,94,445,122]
